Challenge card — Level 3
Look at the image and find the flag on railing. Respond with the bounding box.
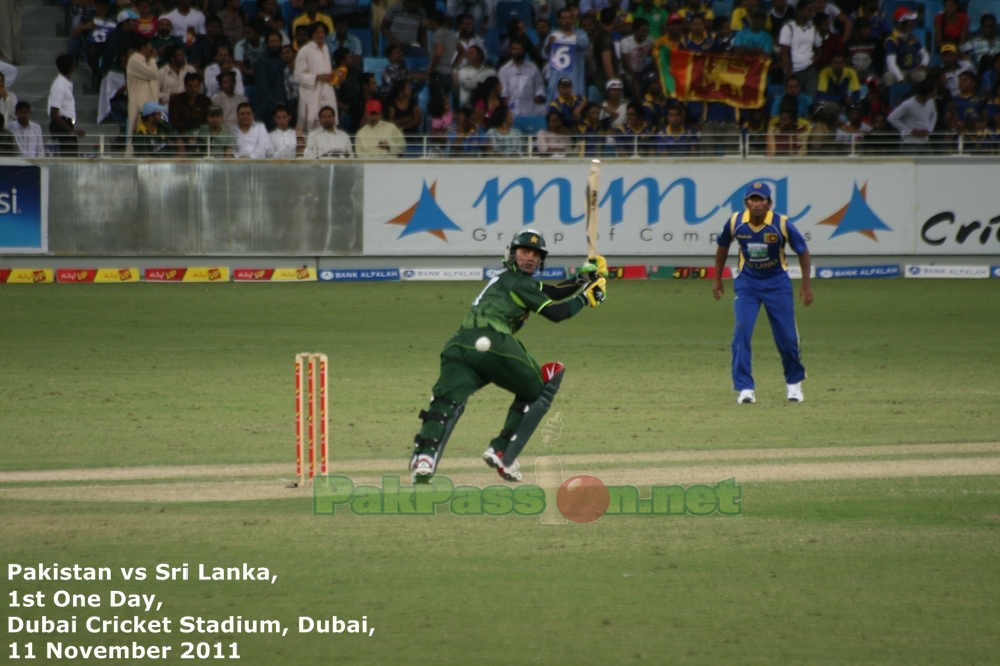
[652,40,770,108]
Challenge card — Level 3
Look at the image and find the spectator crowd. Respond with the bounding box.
[3,0,1000,156]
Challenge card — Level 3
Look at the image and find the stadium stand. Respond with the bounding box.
[6,0,1000,157]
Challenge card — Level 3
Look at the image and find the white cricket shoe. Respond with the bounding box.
[411,453,436,482]
[483,447,522,482]
[787,383,804,402]
[498,459,522,482]
[737,389,756,404]
[482,446,504,469]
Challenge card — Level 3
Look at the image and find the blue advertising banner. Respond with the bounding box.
[484,267,568,280]
[318,268,400,282]
[0,165,47,253]
[816,265,901,279]
[992,267,1000,278]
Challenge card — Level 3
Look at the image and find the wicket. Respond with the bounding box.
[295,353,328,486]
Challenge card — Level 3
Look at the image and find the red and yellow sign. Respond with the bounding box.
[144,267,230,282]
[233,268,317,282]
[0,269,54,284]
[648,266,734,280]
[653,42,770,108]
[56,268,141,283]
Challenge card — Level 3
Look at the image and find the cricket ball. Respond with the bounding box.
[556,475,610,524]
[475,336,491,352]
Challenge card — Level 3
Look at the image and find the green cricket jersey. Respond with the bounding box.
[460,267,552,335]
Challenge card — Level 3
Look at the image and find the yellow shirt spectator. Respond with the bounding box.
[292,12,334,36]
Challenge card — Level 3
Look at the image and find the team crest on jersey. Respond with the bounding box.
[764,233,778,243]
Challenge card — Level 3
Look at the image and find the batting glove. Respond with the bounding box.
[580,276,607,307]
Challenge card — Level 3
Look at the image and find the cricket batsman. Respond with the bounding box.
[712,182,814,404]
[409,230,608,482]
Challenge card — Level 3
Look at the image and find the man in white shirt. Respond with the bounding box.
[269,105,301,157]
[157,45,198,104]
[10,101,43,158]
[779,0,822,97]
[0,71,16,128]
[204,45,245,97]
[210,71,249,128]
[814,0,852,39]
[453,13,485,69]
[940,43,974,97]
[456,45,495,105]
[233,102,273,158]
[499,37,546,116]
[48,55,84,155]
[304,106,353,157]
[162,0,206,43]
[619,18,653,101]
[888,79,937,148]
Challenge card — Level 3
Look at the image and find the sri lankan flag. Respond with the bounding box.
[652,39,770,108]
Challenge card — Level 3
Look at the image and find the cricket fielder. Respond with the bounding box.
[712,182,814,404]
[409,230,608,482]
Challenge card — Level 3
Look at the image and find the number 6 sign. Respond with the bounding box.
[550,44,575,73]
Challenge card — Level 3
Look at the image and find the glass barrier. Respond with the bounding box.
[22,131,1000,159]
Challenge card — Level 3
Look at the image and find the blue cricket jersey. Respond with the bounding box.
[717,209,808,279]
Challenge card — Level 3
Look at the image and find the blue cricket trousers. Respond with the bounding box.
[731,272,805,390]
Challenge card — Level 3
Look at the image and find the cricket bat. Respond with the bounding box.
[585,160,600,263]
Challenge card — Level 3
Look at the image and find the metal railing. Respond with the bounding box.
[22,131,1000,159]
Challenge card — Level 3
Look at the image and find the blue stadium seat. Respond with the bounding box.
[712,0,732,20]
[968,0,1000,31]
[923,0,942,29]
[889,82,912,106]
[283,3,301,32]
[363,56,389,87]
[495,1,534,35]
[242,0,257,20]
[483,29,500,65]
[512,115,547,133]
[405,57,430,73]
[349,28,373,56]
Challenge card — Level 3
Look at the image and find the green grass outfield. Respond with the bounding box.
[2,279,999,664]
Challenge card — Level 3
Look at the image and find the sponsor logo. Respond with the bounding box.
[473,176,808,227]
[816,265,900,279]
[400,268,484,281]
[483,267,567,280]
[921,212,1000,248]
[235,268,317,282]
[57,269,94,283]
[318,269,401,282]
[385,181,462,241]
[0,269,53,284]
[145,268,229,282]
[1,167,46,251]
[234,269,274,281]
[904,265,990,278]
[816,182,892,242]
[993,266,1000,278]
[0,187,20,215]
